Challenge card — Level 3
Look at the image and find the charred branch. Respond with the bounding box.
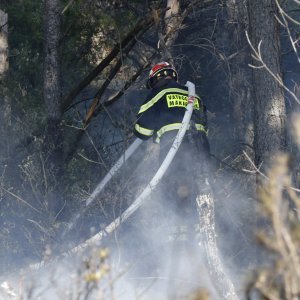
[61,10,160,112]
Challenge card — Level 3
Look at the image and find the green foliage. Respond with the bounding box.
[6,0,44,50]
[0,0,144,249]
[60,0,138,91]
[2,0,44,123]
[2,0,139,118]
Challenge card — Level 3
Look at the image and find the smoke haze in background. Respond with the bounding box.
[0,141,261,300]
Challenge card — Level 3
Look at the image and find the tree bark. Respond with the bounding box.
[248,0,286,172]
[0,10,8,76]
[226,1,255,192]
[164,0,180,48]
[43,0,64,215]
[227,0,254,149]
[0,10,10,161]
[158,0,181,62]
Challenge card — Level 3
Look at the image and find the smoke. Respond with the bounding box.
[0,234,217,299]
[116,205,220,299]
[0,136,260,300]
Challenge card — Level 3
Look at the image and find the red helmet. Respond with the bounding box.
[146,62,178,89]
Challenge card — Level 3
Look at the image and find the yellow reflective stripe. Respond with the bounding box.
[155,123,207,143]
[155,123,187,143]
[157,123,182,138]
[195,124,208,134]
[138,88,201,114]
[135,124,154,136]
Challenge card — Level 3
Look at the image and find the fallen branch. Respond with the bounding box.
[83,27,144,126]
[65,57,153,113]
[62,10,160,111]
[93,57,154,117]
[0,187,41,214]
[83,58,123,126]
[64,56,153,164]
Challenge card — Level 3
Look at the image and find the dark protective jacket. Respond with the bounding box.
[134,79,207,143]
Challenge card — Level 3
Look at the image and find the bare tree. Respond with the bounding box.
[247,0,286,174]
[43,0,64,215]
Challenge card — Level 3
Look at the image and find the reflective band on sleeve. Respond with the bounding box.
[138,88,201,114]
[155,123,207,143]
[155,123,188,143]
[195,124,208,134]
[135,124,154,136]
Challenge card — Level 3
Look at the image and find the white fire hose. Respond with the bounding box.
[86,138,143,206]
[62,138,143,236]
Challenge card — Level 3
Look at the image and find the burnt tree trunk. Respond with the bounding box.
[248,0,286,173]
[43,0,64,216]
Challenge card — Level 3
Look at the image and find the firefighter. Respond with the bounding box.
[134,62,208,145]
[134,61,210,238]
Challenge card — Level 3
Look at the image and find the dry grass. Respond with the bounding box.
[246,115,300,300]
